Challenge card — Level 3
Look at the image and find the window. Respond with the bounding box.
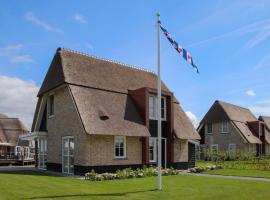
[48,94,54,117]
[248,144,256,153]
[206,123,212,134]
[228,144,236,153]
[114,136,126,158]
[149,95,166,120]
[221,121,229,133]
[15,146,20,156]
[211,144,218,153]
[62,136,74,174]
[149,137,157,162]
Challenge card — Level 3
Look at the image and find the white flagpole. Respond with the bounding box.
[156,12,162,191]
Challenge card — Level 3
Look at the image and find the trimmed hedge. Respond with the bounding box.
[85,166,179,181]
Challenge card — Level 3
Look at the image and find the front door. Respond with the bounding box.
[62,136,74,174]
[38,138,47,169]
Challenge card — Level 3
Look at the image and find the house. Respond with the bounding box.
[258,116,270,155]
[198,100,263,155]
[0,113,33,165]
[21,48,200,175]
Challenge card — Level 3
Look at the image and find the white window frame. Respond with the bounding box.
[228,144,236,153]
[114,136,126,159]
[149,95,166,121]
[221,121,229,133]
[48,94,55,118]
[15,146,20,156]
[62,136,74,174]
[38,137,47,170]
[206,123,213,134]
[211,144,218,153]
[149,137,157,163]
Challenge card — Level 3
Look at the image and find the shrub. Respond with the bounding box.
[85,166,179,181]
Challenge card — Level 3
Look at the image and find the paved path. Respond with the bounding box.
[180,172,270,182]
[0,165,35,172]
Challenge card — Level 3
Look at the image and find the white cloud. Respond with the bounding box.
[25,12,62,33]
[185,111,199,128]
[73,14,87,24]
[188,17,270,48]
[254,51,270,70]
[0,76,39,128]
[0,44,34,64]
[246,90,256,96]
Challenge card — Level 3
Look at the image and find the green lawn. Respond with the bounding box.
[0,171,270,200]
[203,168,270,178]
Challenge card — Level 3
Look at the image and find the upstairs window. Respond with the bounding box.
[114,136,126,159]
[206,123,212,134]
[221,121,229,133]
[149,96,166,120]
[48,95,54,117]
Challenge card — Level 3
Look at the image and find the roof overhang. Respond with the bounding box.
[19,131,48,140]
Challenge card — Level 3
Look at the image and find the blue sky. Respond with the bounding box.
[0,0,270,127]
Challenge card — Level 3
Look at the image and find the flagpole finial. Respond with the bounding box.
[156,12,160,17]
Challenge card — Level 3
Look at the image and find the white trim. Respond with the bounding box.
[114,136,126,159]
[62,136,74,174]
[149,137,157,162]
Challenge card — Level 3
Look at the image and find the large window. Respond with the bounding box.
[206,123,212,134]
[114,136,126,158]
[62,136,74,174]
[48,94,54,117]
[39,138,47,170]
[149,96,166,120]
[221,121,229,133]
[149,137,157,162]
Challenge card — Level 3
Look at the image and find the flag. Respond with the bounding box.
[159,21,199,73]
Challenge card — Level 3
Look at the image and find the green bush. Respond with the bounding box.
[85,166,179,181]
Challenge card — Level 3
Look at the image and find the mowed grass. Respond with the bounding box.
[0,171,270,200]
[203,168,270,178]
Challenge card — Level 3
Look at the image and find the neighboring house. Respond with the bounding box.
[21,48,200,175]
[0,113,33,165]
[198,100,263,155]
[258,116,270,155]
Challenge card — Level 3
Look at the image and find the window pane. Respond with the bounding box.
[115,148,120,157]
[69,139,74,156]
[119,148,124,157]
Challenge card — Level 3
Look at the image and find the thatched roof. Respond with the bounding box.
[200,100,261,144]
[0,114,29,146]
[259,116,270,144]
[35,48,200,139]
[174,103,200,140]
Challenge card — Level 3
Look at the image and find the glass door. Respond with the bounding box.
[62,136,74,174]
[38,138,47,169]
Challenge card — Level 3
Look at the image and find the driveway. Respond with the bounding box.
[0,165,36,172]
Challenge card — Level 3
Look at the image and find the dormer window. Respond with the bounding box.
[221,121,228,133]
[149,95,166,120]
[48,94,54,117]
